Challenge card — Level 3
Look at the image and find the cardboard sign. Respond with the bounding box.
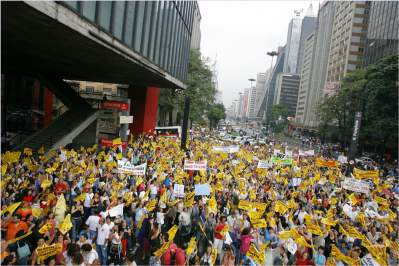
[342,178,370,194]
[37,243,63,260]
[361,254,381,266]
[257,160,271,169]
[108,204,124,217]
[184,160,207,171]
[173,184,185,198]
[118,160,147,175]
[195,184,211,196]
[213,145,239,153]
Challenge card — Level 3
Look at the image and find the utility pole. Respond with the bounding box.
[181,96,190,150]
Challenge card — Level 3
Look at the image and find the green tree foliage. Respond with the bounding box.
[207,103,226,129]
[317,54,398,152]
[271,104,289,121]
[158,49,222,126]
[270,104,289,133]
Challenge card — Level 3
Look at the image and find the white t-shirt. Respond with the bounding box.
[84,193,94,208]
[156,212,164,225]
[84,249,99,264]
[86,215,100,231]
[96,223,111,246]
[150,184,158,195]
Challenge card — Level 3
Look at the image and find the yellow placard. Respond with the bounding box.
[238,200,252,211]
[186,237,196,256]
[251,219,267,228]
[167,225,178,241]
[39,222,53,234]
[37,243,63,261]
[247,244,265,265]
[58,214,72,235]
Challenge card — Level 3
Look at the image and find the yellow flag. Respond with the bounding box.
[211,248,218,266]
[39,222,53,234]
[247,244,265,266]
[1,202,21,216]
[58,214,72,235]
[1,164,7,176]
[274,201,288,215]
[186,237,196,256]
[112,137,122,145]
[238,200,252,211]
[348,193,358,205]
[38,146,45,155]
[167,225,178,241]
[305,222,323,236]
[251,219,267,228]
[146,199,157,212]
[74,193,87,202]
[208,197,217,214]
[31,208,43,218]
[294,235,313,248]
[24,148,32,156]
[153,241,171,258]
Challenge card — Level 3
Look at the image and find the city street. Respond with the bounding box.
[1,1,398,266]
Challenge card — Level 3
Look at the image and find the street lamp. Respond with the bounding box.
[267,51,279,70]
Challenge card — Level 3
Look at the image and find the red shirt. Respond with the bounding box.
[296,258,314,266]
[162,244,185,266]
[215,223,226,240]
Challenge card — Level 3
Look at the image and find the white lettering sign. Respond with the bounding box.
[257,160,271,169]
[118,160,147,175]
[119,116,133,124]
[184,160,207,171]
[213,146,239,153]
[342,178,370,194]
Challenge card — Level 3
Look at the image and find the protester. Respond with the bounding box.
[0,130,397,266]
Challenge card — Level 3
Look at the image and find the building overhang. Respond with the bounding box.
[2,1,186,90]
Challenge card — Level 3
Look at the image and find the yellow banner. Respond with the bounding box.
[247,244,265,265]
[58,214,72,235]
[238,200,252,211]
[1,202,21,216]
[146,199,157,212]
[186,237,196,256]
[167,225,178,241]
[37,243,63,261]
[251,219,267,228]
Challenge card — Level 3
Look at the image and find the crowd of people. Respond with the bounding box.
[1,130,398,266]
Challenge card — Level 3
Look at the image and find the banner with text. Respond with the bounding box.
[184,160,207,171]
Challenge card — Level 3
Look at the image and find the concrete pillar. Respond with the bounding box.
[129,86,160,135]
[43,88,53,127]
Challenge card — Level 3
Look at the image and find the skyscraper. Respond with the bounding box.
[296,5,317,74]
[365,1,398,66]
[283,17,302,74]
[275,74,301,117]
[295,32,316,124]
[190,1,202,50]
[325,1,370,96]
[248,86,257,119]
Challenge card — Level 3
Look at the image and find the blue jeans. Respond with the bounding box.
[96,244,107,266]
[71,217,81,242]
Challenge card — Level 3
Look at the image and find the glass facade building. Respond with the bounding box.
[62,1,197,82]
[283,18,302,74]
[365,1,398,66]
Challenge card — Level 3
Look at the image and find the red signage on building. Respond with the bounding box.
[102,101,129,111]
[100,138,127,148]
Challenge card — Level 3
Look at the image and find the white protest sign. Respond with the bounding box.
[338,155,348,164]
[343,204,358,221]
[285,238,297,254]
[60,150,67,162]
[342,178,370,194]
[304,150,315,156]
[232,160,239,166]
[108,204,124,217]
[273,149,281,156]
[173,184,185,198]
[184,160,207,171]
[213,145,239,153]
[257,160,271,169]
[119,115,133,124]
[361,253,381,266]
[292,178,302,187]
[118,160,147,175]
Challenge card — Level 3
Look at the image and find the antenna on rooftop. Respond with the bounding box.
[294,9,303,17]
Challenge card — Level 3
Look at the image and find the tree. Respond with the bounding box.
[271,104,289,121]
[317,54,398,155]
[207,103,226,129]
[158,49,218,126]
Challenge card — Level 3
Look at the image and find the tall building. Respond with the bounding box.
[248,86,257,119]
[305,1,336,127]
[296,6,317,74]
[264,46,286,122]
[325,1,370,96]
[242,88,250,119]
[237,92,244,120]
[365,1,398,66]
[295,32,316,124]
[275,74,301,117]
[254,71,270,118]
[284,17,302,73]
[190,1,202,50]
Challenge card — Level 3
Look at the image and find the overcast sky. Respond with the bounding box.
[198,0,316,107]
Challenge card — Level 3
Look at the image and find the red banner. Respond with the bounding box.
[100,139,127,148]
[102,101,129,111]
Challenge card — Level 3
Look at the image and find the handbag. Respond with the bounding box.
[17,241,31,259]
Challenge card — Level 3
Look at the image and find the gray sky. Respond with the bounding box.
[198,0,315,107]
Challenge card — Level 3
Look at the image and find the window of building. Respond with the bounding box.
[97,1,112,31]
[103,87,112,95]
[86,86,94,93]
